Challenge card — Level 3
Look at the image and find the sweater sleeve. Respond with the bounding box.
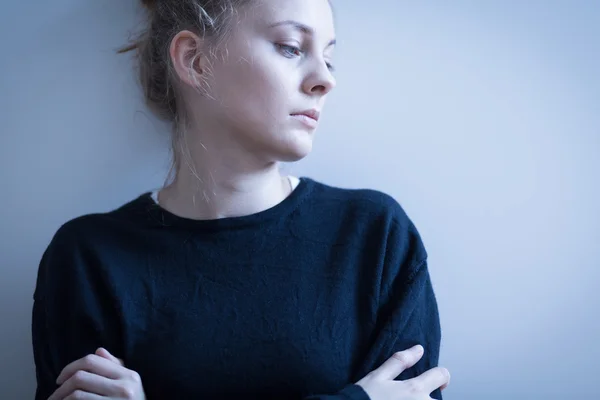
[349,208,444,400]
[356,258,443,400]
[305,215,443,400]
[302,384,370,400]
[304,266,442,400]
[31,223,123,400]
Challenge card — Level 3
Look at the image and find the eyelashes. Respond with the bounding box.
[277,44,302,58]
[275,43,335,72]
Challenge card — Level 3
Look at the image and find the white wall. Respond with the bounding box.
[1,1,598,399]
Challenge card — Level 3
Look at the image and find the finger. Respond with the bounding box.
[49,370,121,400]
[56,354,125,385]
[406,366,450,394]
[372,345,424,381]
[95,347,125,366]
[64,390,105,400]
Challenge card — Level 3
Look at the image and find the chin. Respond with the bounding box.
[274,133,314,162]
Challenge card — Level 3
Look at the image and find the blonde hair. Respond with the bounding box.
[118,0,252,187]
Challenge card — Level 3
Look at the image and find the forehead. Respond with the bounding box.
[242,0,336,39]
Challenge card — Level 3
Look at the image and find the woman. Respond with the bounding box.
[32,0,450,399]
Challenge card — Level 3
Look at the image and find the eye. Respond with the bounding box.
[276,44,303,58]
[276,43,336,72]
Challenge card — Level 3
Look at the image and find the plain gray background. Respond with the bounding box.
[1,1,599,399]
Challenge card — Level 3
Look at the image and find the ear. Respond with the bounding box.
[170,30,210,90]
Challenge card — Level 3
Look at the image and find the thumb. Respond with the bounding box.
[372,345,424,381]
[95,347,125,366]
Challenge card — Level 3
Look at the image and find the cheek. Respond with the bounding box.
[216,59,293,121]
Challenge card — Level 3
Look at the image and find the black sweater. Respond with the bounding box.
[32,177,443,400]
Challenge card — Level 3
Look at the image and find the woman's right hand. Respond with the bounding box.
[355,345,450,400]
[48,348,146,400]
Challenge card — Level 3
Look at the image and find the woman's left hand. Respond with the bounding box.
[48,347,146,400]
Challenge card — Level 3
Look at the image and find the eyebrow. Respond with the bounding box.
[269,20,337,47]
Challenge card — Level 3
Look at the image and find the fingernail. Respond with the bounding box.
[415,345,424,353]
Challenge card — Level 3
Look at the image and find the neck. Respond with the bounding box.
[158,139,292,221]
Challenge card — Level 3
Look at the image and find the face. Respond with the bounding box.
[190,0,337,162]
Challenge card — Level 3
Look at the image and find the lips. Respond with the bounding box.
[291,109,320,121]
[290,114,318,129]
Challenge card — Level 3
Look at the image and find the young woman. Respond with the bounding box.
[32,0,450,399]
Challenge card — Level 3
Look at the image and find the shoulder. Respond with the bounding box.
[305,177,414,227]
[302,177,427,261]
[34,192,152,299]
[38,192,152,276]
[47,192,150,249]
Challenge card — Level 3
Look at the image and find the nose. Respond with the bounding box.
[302,60,336,96]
